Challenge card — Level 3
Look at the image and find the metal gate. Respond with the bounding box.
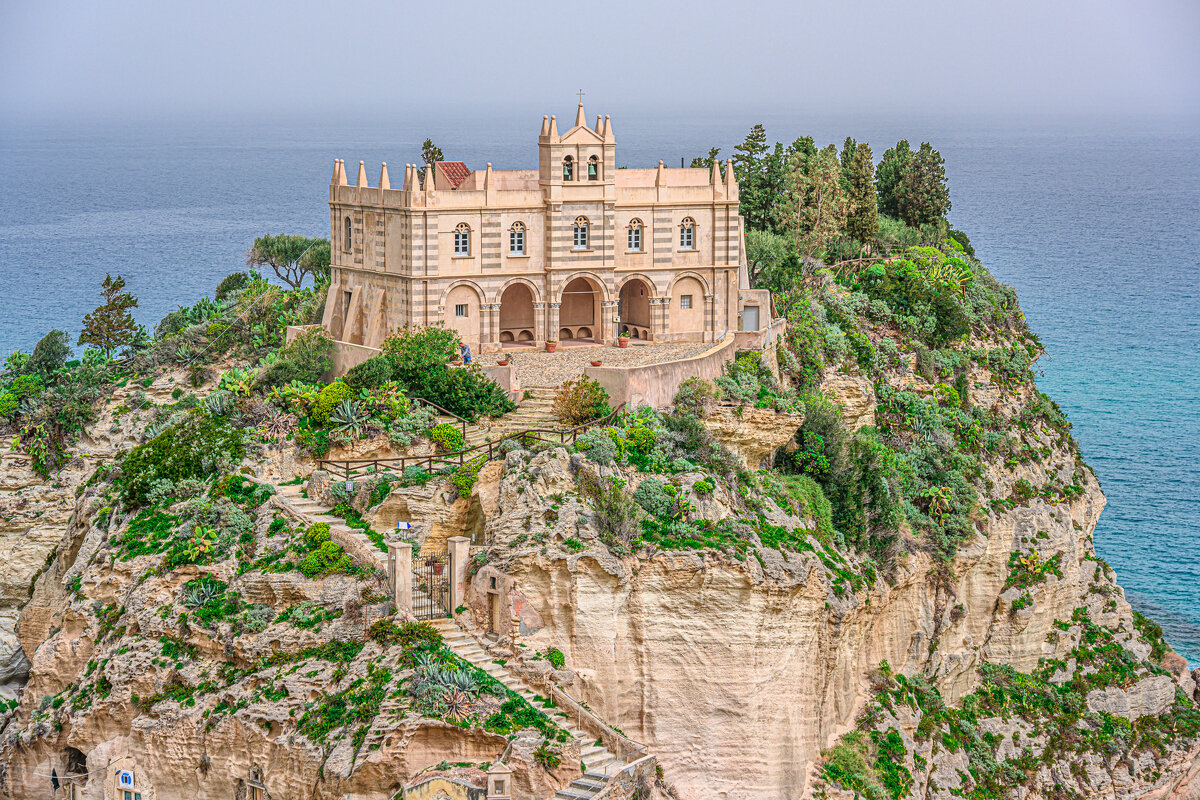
[414,554,450,620]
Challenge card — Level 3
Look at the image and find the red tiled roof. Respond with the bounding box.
[436,161,471,189]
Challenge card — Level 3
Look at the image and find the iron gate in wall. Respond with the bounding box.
[414,553,450,620]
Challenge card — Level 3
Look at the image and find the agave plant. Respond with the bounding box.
[445,669,479,694]
[330,399,368,436]
[443,688,471,721]
[261,407,298,438]
[205,391,235,417]
[182,578,221,608]
[412,652,440,672]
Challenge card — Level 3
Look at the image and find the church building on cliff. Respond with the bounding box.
[320,103,764,355]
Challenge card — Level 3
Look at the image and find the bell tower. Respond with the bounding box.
[538,101,616,203]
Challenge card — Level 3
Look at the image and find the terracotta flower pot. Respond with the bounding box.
[590,360,602,367]
[617,337,630,348]
[432,562,445,576]
[497,358,509,366]
[545,341,558,353]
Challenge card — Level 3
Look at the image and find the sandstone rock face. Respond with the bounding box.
[820,371,875,431]
[1087,675,1176,718]
[701,405,805,469]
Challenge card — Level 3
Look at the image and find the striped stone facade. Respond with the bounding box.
[321,105,762,354]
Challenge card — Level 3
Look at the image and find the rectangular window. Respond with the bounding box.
[454,230,469,256]
[680,295,693,309]
[455,304,468,318]
[573,226,588,250]
[627,226,641,252]
[510,228,525,255]
[680,226,694,250]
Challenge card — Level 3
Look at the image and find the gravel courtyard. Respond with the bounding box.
[493,340,717,388]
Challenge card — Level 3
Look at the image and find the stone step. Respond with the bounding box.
[582,752,615,770]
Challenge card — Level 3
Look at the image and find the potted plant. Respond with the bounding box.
[617,332,631,349]
[545,339,558,353]
[590,359,602,367]
[432,560,445,576]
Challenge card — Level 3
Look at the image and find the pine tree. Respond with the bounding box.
[689,147,721,169]
[420,138,444,166]
[845,142,879,245]
[78,274,138,357]
[791,148,849,268]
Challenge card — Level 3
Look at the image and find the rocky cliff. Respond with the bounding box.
[1,253,1198,800]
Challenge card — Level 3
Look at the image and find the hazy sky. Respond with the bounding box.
[2,0,1198,122]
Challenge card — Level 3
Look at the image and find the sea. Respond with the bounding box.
[1,109,1197,665]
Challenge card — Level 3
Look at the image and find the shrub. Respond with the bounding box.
[633,478,674,517]
[117,413,244,507]
[367,619,443,664]
[416,365,514,421]
[552,377,611,427]
[26,330,72,378]
[256,328,335,391]
[214,272,249,301]
[428,423,465,452]
[344,356,393,392]
[544,648,565,669]
[299,539,355,578]
[692,478,714,496]
[381,326,460,386]
[450,457,486,498]
[311,381,353,427]
[673,378,718,417]
[575,428,616,465]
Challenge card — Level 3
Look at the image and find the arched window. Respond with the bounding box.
[573,216,589,250]
[562,156,574,181]
[343,216,352,252]
[627,219,643,252]
[679,217,696,250]
[509,221,526,256]
[454,223,471,256]
[588,155,599,181]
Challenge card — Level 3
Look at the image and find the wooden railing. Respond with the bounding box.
[409,396,469,438]
[316,402,627,480]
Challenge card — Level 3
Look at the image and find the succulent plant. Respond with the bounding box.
[182,579,221,608]
[204,390,235,417]
[330,399,368,435]
[444,688,471,721]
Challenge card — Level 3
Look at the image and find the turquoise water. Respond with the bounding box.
[1,112,1196,663]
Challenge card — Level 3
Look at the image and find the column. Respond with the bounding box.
[548,302,561,343]
[447,536,471,615]
[388,541,412,614]
[533,301,547,346]
[599,300,618,345]
[704,294,716,343]
[652,297,671,342]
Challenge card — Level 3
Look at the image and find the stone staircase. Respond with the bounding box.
[428,618,623,798]
[273,483,388,572]
[455,389,561,450]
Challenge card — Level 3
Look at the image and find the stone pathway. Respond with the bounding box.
[273,483,388,572]
[429,617,625,797]
[499,341,715,388]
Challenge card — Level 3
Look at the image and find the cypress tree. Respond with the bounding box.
[875,140,912,219]
[839,136,857,192]
[896,142,951,227]
[846,142,879,245]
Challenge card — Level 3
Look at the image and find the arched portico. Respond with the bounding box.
[558,276,603,342]
[618,277,654,339]
[440,281,483,351]
[498,282,536,346]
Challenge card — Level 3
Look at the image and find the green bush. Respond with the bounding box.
[311,381,353,427]
[344,356,393,392]
[117,413,244,507]
[381,326,460,385]
[214,272,249,301]
[576,428,617,465]
[428,423,465,452]
[450,456,486,498]
[633,478,675,517]
[417,364,514,421]
[256,328,335,392]
[26,330,72,378]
